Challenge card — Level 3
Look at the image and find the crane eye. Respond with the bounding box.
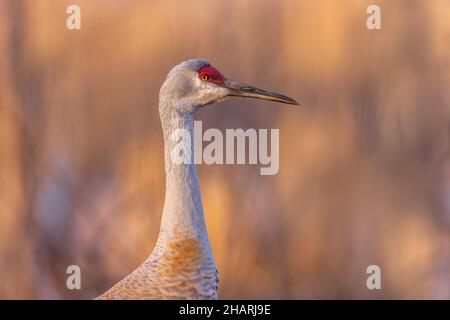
[200,75,209,81]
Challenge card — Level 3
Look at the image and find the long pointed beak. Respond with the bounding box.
[222,79,299,105]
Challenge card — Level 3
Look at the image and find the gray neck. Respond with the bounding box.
[157,105,209,243]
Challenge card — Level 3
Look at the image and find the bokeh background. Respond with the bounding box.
[1,0,450,299]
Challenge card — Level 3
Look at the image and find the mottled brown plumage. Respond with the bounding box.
[97,235,218,299]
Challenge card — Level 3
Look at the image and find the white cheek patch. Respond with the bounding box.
[191,79,228,107]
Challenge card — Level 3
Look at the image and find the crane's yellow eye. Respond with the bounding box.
[200,75,209,81]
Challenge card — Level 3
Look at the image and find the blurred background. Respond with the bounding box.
[1,0,450,299]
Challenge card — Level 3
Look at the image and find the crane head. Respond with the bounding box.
[159,59,298,113]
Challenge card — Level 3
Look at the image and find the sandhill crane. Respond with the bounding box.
[97,59,298,300]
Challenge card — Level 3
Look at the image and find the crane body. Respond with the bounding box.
[97,59,298,299]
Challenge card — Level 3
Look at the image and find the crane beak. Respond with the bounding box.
[222,79,299,105]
